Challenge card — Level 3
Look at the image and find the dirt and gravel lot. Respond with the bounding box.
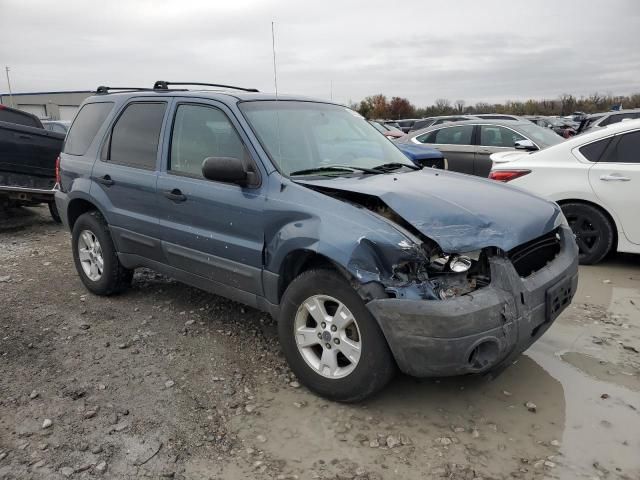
[1,205,639,480]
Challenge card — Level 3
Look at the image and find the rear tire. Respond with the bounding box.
[72,211,132,295]
[561,202,614,265]
[48,201,62,224]
[278,269,395,402]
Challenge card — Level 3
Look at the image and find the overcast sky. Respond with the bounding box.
[1,0,638,106]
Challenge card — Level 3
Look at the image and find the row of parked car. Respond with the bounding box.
[371,111,640,266]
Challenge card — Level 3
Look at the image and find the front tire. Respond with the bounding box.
[71,211,132,295]
[561,202,614,265]
[278,269,395,402]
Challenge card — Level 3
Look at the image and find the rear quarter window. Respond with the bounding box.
[578,138,611,162]
[63,102,114,156]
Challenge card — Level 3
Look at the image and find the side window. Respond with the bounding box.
[109,102,166,170]
[578,138,611,162]
[170,104,245,177]
[599,114,621,127]
[604,131,640,163]
[479,125,525,147]
[417,126,473,144]
[64,102,114,156]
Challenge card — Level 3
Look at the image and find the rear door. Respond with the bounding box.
[156,100,266,296]
[412,124,475,174]
[91,100,168,262]
[474,124,527,177]
[588,129,640,244]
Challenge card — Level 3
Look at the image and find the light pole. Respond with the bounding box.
[5,66,14,108]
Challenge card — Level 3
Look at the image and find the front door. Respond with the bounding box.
[412,124,475,175]
[588,129,640,244]
[157,101,266,295]
[474,124,527,177]
[91,101,168,262]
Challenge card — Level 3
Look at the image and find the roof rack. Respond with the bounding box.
[96,86,155,94]
[153,81,259,93]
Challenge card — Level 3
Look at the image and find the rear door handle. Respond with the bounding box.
[163,189,187,202]
[16,134,32,140]
[95,175,114,186]
[600,174,630,182]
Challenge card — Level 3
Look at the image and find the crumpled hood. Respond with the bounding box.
[297,169,561,253]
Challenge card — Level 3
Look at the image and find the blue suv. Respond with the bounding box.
[56,81,578,401]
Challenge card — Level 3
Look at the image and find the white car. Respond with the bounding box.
[489,119,640,264]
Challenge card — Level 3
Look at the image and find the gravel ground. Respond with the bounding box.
[1,205,639,480]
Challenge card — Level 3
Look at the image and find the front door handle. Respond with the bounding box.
[600,174,631,182]
[478,149,492,154]
[163,189,187,202]
[95,175,114,186]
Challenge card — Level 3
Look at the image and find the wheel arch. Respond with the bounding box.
[277,249,354,302]
[67,198,104,230]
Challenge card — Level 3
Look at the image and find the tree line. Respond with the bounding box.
[351,93,640,120]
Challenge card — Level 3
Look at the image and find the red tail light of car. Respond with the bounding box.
[55,155,61,184]
[488,169,531,182]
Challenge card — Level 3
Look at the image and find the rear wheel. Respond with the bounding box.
[561,202,614,265]
[278,269,395,402]
[71,211,132,295]
[48,201,62,224]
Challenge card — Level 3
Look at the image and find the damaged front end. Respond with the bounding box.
[312,186,492,303]
[298,184,579,377]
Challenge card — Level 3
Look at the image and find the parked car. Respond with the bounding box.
[42,120,72,134]
[525,116,578,138]
[490,119,640,264]
[368,120,404,139]
[474,114,521,121]
[397,119,564,177]
[0,104,65,221]
[394,118,418,133]
[394,142,447,169]
[409,115,477,132]
[56,82,578,401]
[577,109,640,133]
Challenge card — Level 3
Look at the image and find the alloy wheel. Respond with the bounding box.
[78,229,104,281]
[293,294,362,379]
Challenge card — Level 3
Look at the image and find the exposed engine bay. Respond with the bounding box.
[305,185,492,301]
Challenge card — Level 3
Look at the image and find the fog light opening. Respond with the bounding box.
[468,340,500,371]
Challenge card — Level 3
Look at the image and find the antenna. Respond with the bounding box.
[271,21,278,98]
[5,66,14,108]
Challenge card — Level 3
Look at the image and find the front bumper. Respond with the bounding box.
[367,225,578,377]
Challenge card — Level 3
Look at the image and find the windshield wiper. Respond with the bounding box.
[289,164,382,176]
[371,162,420,172]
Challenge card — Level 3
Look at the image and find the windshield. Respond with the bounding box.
[240,101,415,175]
[517,123,564,148]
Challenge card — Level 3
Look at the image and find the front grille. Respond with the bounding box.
[508,228,561,277]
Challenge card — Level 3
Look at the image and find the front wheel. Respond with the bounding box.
[278,269,395,402]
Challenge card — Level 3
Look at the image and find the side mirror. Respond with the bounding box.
[202,157,248,185]
[514,139,538,151]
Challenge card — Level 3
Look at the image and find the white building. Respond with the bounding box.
[0,90,93,120]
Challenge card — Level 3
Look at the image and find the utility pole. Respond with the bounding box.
[271,22,278,98]
[5,66,14,108]
[330,80,333,101]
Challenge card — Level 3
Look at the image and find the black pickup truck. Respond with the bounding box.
[0,105,65,221]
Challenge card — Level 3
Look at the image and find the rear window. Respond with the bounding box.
[108,102,166,170]
[0,107,40,128]
[63,102,114,156]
